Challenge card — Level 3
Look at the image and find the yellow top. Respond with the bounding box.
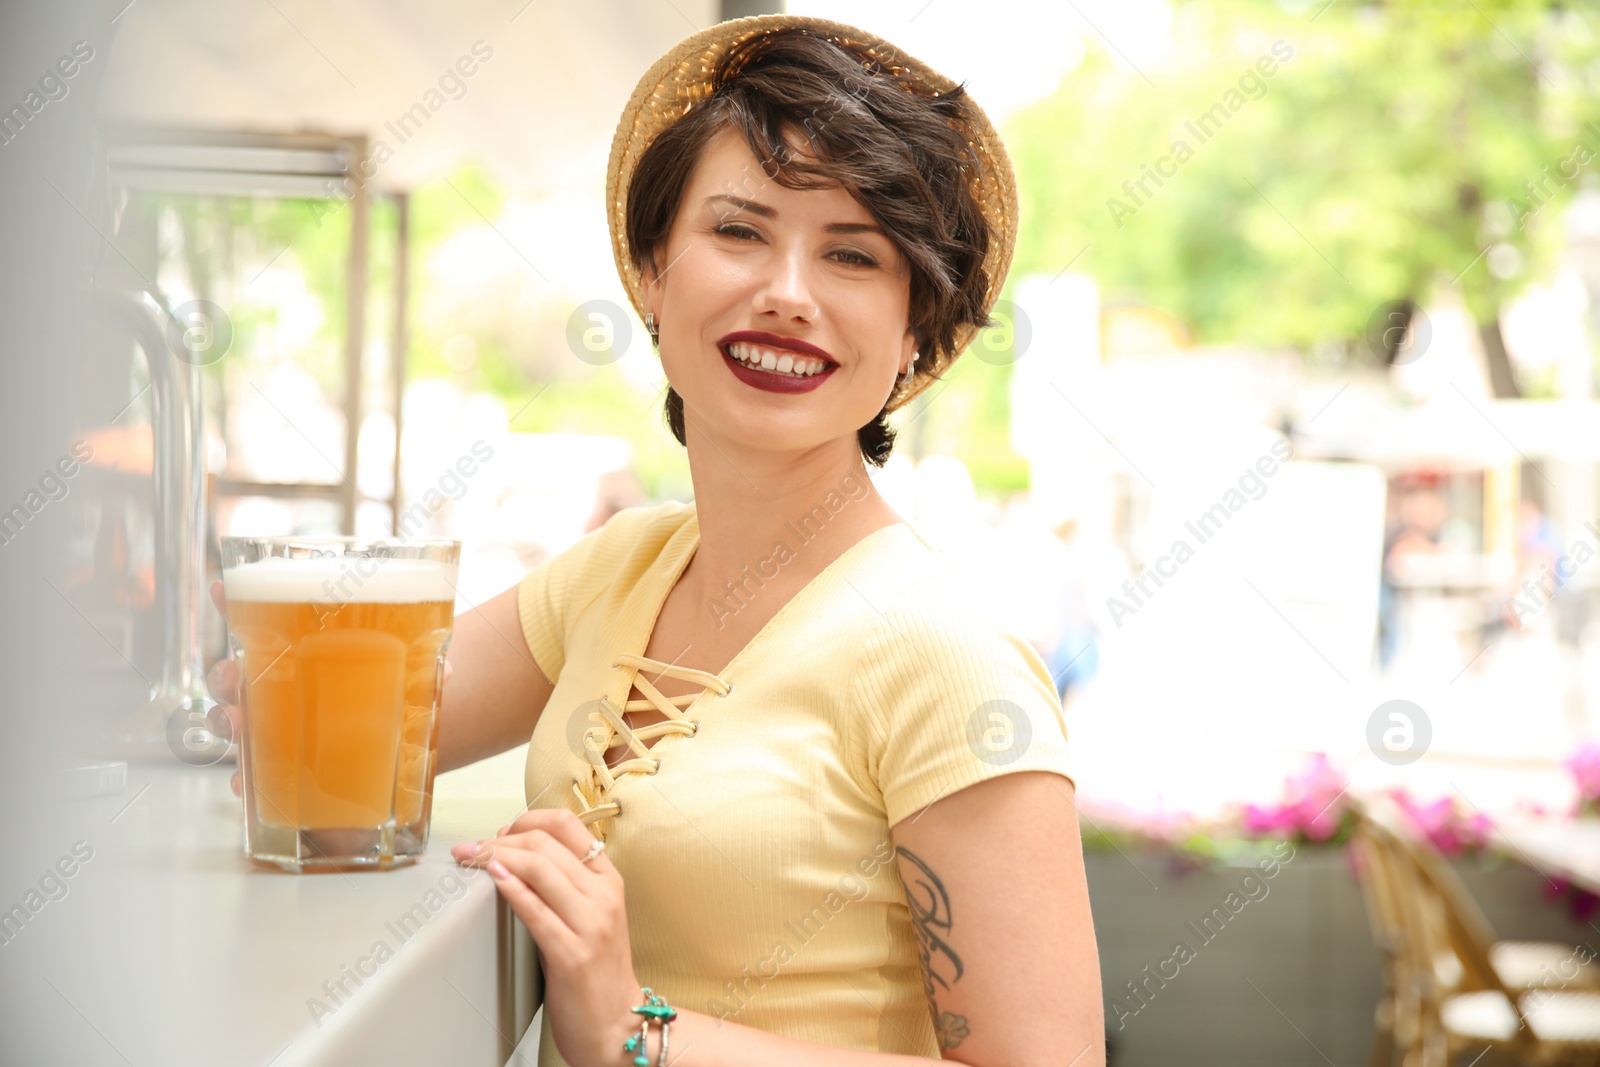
[517,500,1075,1062]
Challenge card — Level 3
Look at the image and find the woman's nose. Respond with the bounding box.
[753,247,818,322]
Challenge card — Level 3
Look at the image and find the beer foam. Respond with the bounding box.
[223,555,457,605]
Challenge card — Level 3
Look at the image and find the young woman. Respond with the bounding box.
[219,15,1103,1066]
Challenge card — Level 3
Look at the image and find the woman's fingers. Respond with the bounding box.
[494,828,607,876]
[455,812,617,941]
[457,835,606,944]
[206,657,240,704]
[220,697,243,798]
[494,847,588,930]
[204,657,244,799]
[206,581,243,800]
[208,580,244,798]
[498,809,608,865]
[483,859,577,956]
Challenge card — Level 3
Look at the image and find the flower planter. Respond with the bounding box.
[1086,843,1593,1066]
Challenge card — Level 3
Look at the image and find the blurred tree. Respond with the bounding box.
[1007,0,1599,396]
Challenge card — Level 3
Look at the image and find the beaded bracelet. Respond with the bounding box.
[623,986,677,1067]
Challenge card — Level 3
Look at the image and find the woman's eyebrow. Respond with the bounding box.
[706,194,775,218]
[705,194,887,237]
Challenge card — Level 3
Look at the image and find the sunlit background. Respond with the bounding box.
[9,0,1600,1064]
[93,0,1600,815]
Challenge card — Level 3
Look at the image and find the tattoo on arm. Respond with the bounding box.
[896,845,971,1050]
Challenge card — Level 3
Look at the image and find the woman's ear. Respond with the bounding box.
[900,326,920,373]
[640,250,663,322]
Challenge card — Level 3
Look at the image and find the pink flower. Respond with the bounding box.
[1243,803,1295,836]
[1385,790,1492,858]
[1567,743,1600,808]
[1241,754,1350,843]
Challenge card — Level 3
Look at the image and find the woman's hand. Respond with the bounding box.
[204,580,247,797]
[452,810,642,1067]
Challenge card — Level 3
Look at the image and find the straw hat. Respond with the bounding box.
[604,14,1019,410]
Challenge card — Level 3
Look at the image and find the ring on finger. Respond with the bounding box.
[580,839,605,864]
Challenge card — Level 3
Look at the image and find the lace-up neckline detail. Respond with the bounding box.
[571,651,732,836]
[561,510,910,840]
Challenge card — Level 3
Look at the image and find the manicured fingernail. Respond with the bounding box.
[488,860,509,880]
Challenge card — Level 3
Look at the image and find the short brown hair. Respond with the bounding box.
[625,27,995,466]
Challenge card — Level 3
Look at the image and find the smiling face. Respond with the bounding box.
[639,125,918,456]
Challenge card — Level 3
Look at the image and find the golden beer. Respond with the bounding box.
[222,541,459,871]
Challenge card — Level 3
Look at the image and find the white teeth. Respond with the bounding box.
[727,342,830,378]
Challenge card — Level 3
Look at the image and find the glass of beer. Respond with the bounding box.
[220,536,460,872]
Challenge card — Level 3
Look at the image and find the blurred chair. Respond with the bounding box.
[1350,807,1424,1067]
[1352,796,1600,1066]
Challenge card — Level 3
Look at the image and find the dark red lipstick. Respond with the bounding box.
[717,331,838,395]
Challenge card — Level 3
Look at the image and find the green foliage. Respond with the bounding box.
[1007,0,1598,352]
[131,191,360,398]
[894,356,1031,493]
[409,163,506,249]
[1078,818,1287,874]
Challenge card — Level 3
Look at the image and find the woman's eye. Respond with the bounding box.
[832,249,877,267]
[711,224,876,267]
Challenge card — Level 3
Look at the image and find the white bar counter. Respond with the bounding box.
[6,751,541,1066]
[1499,816,1600,894]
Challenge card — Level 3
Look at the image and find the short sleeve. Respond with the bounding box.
[850,604,1077,828]
[516,508,650,685]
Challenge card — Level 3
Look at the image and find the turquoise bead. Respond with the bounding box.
[633,1057,648,1066]
[633,1004,677,1020]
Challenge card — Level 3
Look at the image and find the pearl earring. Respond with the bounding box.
[901,350,919,384]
